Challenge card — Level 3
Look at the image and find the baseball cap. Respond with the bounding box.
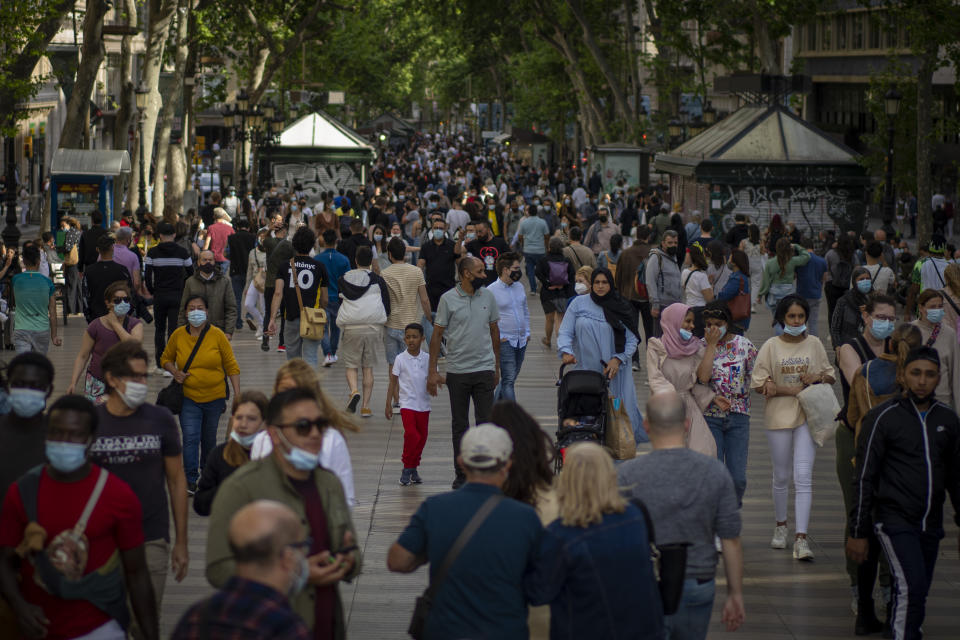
[157,222,175,236]
[460,423,513,469]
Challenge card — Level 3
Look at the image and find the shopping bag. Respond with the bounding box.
[604,396,636,460]
[797,383,841,446]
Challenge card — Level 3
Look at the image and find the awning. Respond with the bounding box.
[50,149,131,176]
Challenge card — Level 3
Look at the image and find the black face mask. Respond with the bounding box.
[599,215,608,223]
[199,263,216,274]
[665,246,678,256]
[908,389,935,405]
[509,269,522,282]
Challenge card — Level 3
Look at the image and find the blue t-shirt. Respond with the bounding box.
[315,248,350,302]
[397,483,543,640]
[796,252,828,299]
[12,271,55,332]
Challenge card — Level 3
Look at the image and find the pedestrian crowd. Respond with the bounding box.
[0,131,957,640]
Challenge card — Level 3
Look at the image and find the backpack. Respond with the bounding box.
[830,258,852,290]
[635,255,651,300]
[548,260,569,287]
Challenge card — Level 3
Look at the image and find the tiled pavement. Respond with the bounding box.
[41,296,960,639]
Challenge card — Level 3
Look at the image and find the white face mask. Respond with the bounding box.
[574,282,589,295]
[119,381,148,409]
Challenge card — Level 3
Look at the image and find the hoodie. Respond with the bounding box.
[337,269,391,329]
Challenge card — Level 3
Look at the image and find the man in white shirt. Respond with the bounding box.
[571,182,588,210]
[487,252,530,402]
[920,236,950,293]
[446,205,470,237]
[863,241,896,295]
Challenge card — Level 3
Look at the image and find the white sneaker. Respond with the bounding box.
[771,524,789,549]
[792,536,814,561]
[324,354,335,367]
[331,355,338,363]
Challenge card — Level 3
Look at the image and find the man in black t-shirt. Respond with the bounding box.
[268,226,329,368]
[418,217,461,310]
[337,218,373,268]
[464,219,508,287]
[81,234,133,321]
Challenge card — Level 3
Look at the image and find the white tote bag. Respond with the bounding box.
[797,383,841,447]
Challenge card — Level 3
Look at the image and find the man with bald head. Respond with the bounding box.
[173,500,311,639]
[427,256,501,489]
[618,392,745,639]
[873,228,897,270]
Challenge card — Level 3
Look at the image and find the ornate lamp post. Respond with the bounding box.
[668,118,684,147]
[221,89,252,198]
[703,101,717,126]
[135,83,149,221]
[883,87,902,225]
[3,119,20,248]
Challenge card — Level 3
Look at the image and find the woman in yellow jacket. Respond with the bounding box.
[162,293,241,493]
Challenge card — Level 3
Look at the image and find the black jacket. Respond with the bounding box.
[227,230,256,277]
[194,442,241,516]
[830,289,867,350]
[850,396,960,538]
[78,226,108,270]
[145,241,193,295]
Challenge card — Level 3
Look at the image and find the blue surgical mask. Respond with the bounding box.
[870,318,895,340]
[278,430,319,471]
[856,279,872,294]
[230,431,258,448]
[289,551,310,596]
[9,387,46,417]
[45,441,88,473]
[432,229,445,241]
[678,328,694,341]
[114,301,131,316]
[716,326,727,340]
[187,310,207,327]
[783,323,807,336]
[926,308,945,324]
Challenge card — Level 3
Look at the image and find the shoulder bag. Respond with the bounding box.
[408,494,503,639]
[291,258,327,340]
[156,324,210,414]
[728,274,751,321]
[631,498,689,616]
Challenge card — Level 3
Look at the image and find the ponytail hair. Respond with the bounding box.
[775,237,792,277]
[890,323,923,389]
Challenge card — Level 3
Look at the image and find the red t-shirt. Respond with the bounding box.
[206,222,235,262]
[0,465,144,640]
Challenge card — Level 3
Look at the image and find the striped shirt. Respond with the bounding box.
[145,241,193,295]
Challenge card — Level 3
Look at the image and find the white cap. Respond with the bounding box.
[460,423,513,469]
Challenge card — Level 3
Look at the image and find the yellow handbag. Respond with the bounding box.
[291,258,327,340]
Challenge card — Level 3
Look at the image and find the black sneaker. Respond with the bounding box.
[260,337,270,352]
[410,468,423,484]
[187,482,197,497]
[346,392,361,414]
[399,469,413,486]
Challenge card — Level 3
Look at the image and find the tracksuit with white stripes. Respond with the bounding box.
[850,396,960,640]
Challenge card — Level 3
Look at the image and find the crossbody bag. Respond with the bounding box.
[155,324,210,414]
[408,494,503,639]
[291,258,327,340]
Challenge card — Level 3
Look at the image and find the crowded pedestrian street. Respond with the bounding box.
[23,296,959,638]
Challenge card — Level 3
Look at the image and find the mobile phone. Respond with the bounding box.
[337,544,359,555]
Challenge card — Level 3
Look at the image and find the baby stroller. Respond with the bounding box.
[555,363,608,472]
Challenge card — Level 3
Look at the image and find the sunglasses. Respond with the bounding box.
[112,296,131,304]
[276,417,330,436]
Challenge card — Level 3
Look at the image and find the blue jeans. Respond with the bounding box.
[665,578,715,640]
[230,273,245,330]
[705,412,750,506]
[523,253,543,294]
[383,326,406,366]
[321,301,341,356]
[284,318,322,368]
[494,342,526,401]
[422,312,436,349]
[180,396,226,485]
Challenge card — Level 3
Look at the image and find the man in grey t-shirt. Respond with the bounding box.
[618,391,745,639]
[428,257,501,490]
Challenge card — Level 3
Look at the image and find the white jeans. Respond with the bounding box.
[767,423,816,534]
[73,619,125,640]
[243,281,264,328]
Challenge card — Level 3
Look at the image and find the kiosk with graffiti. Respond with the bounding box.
[270,162,364,205]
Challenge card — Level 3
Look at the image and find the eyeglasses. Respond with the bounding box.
[112,296,131,304]
[871,314,897,322]
[275,417,330,436]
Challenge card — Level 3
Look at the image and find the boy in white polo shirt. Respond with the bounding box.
[386,322,436,485]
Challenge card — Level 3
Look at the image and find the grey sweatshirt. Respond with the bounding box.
[645,247,681,309]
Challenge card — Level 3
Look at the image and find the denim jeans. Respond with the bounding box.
[422,312,436,352]
[383,326,406,366]
[705,412,750,506]
[523,253,543,294]
[230,273,246,329]
[284,318,322,368]
[180,396,226,485]
[494,342,526,401]
[664,578,715,640]
[321,301,341,356]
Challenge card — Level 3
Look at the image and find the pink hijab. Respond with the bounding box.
[660,303,700,358]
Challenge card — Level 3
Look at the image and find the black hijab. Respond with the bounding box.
[589,267,640,353]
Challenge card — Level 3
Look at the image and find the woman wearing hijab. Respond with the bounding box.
[645,302,718,457]
[558,268,645,443]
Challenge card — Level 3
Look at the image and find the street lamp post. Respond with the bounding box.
[668,118,683,147]
[883,87,902,225]
[3,124,20,249]
[135,84,149,222]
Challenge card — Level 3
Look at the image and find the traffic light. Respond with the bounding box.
[24,137,32,159]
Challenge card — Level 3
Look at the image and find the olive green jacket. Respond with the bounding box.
[206,454,361,639]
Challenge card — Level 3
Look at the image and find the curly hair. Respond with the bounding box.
[490,401,554,507]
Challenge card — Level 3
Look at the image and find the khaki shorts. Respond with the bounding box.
[340,327,381,369]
